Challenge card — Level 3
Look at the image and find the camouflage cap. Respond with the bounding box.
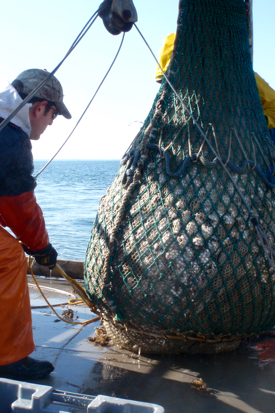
[12,69,71,119]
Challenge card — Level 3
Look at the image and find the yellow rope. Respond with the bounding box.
[55,263,100,315]
[28,257,100,326]
[68,298,84,305]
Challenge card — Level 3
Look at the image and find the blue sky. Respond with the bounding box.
[0,0,274,160]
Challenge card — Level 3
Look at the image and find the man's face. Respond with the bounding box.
[29,102,58,141]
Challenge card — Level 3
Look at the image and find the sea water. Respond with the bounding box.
[33,160,120,261]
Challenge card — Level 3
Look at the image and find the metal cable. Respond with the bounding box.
[0,10,99,133]
[134,22,275,267]
[133,23,254,212]
[35,32,125,178]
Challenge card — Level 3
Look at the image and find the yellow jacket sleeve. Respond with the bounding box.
[155,33,176,83]
[255,72,275,129]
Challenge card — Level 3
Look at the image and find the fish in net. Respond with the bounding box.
[84,0,275,354]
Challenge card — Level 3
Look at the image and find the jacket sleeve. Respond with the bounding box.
[0,191,49,250]
[255,72,275,130]
[155,33,176,83]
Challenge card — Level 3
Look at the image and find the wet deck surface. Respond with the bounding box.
[28,276,275,413]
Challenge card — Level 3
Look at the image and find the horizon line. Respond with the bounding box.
[34,158,121,161]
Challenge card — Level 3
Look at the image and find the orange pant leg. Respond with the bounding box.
[0,226,35,366]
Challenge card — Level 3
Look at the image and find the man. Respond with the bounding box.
[0,69,71,380]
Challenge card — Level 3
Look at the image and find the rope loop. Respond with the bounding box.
[122,141,275,189]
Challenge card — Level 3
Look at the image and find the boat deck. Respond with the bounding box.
[23,276,275,412]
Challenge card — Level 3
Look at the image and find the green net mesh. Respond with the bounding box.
[84,0,275,354]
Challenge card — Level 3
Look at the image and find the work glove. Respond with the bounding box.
[22,243,58,269]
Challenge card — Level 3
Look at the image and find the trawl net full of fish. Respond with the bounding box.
[84,0,275,354]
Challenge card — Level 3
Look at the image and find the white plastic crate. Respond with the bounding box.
[0,378,164,413]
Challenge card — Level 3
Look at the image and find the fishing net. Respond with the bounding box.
[84,0,275,354]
